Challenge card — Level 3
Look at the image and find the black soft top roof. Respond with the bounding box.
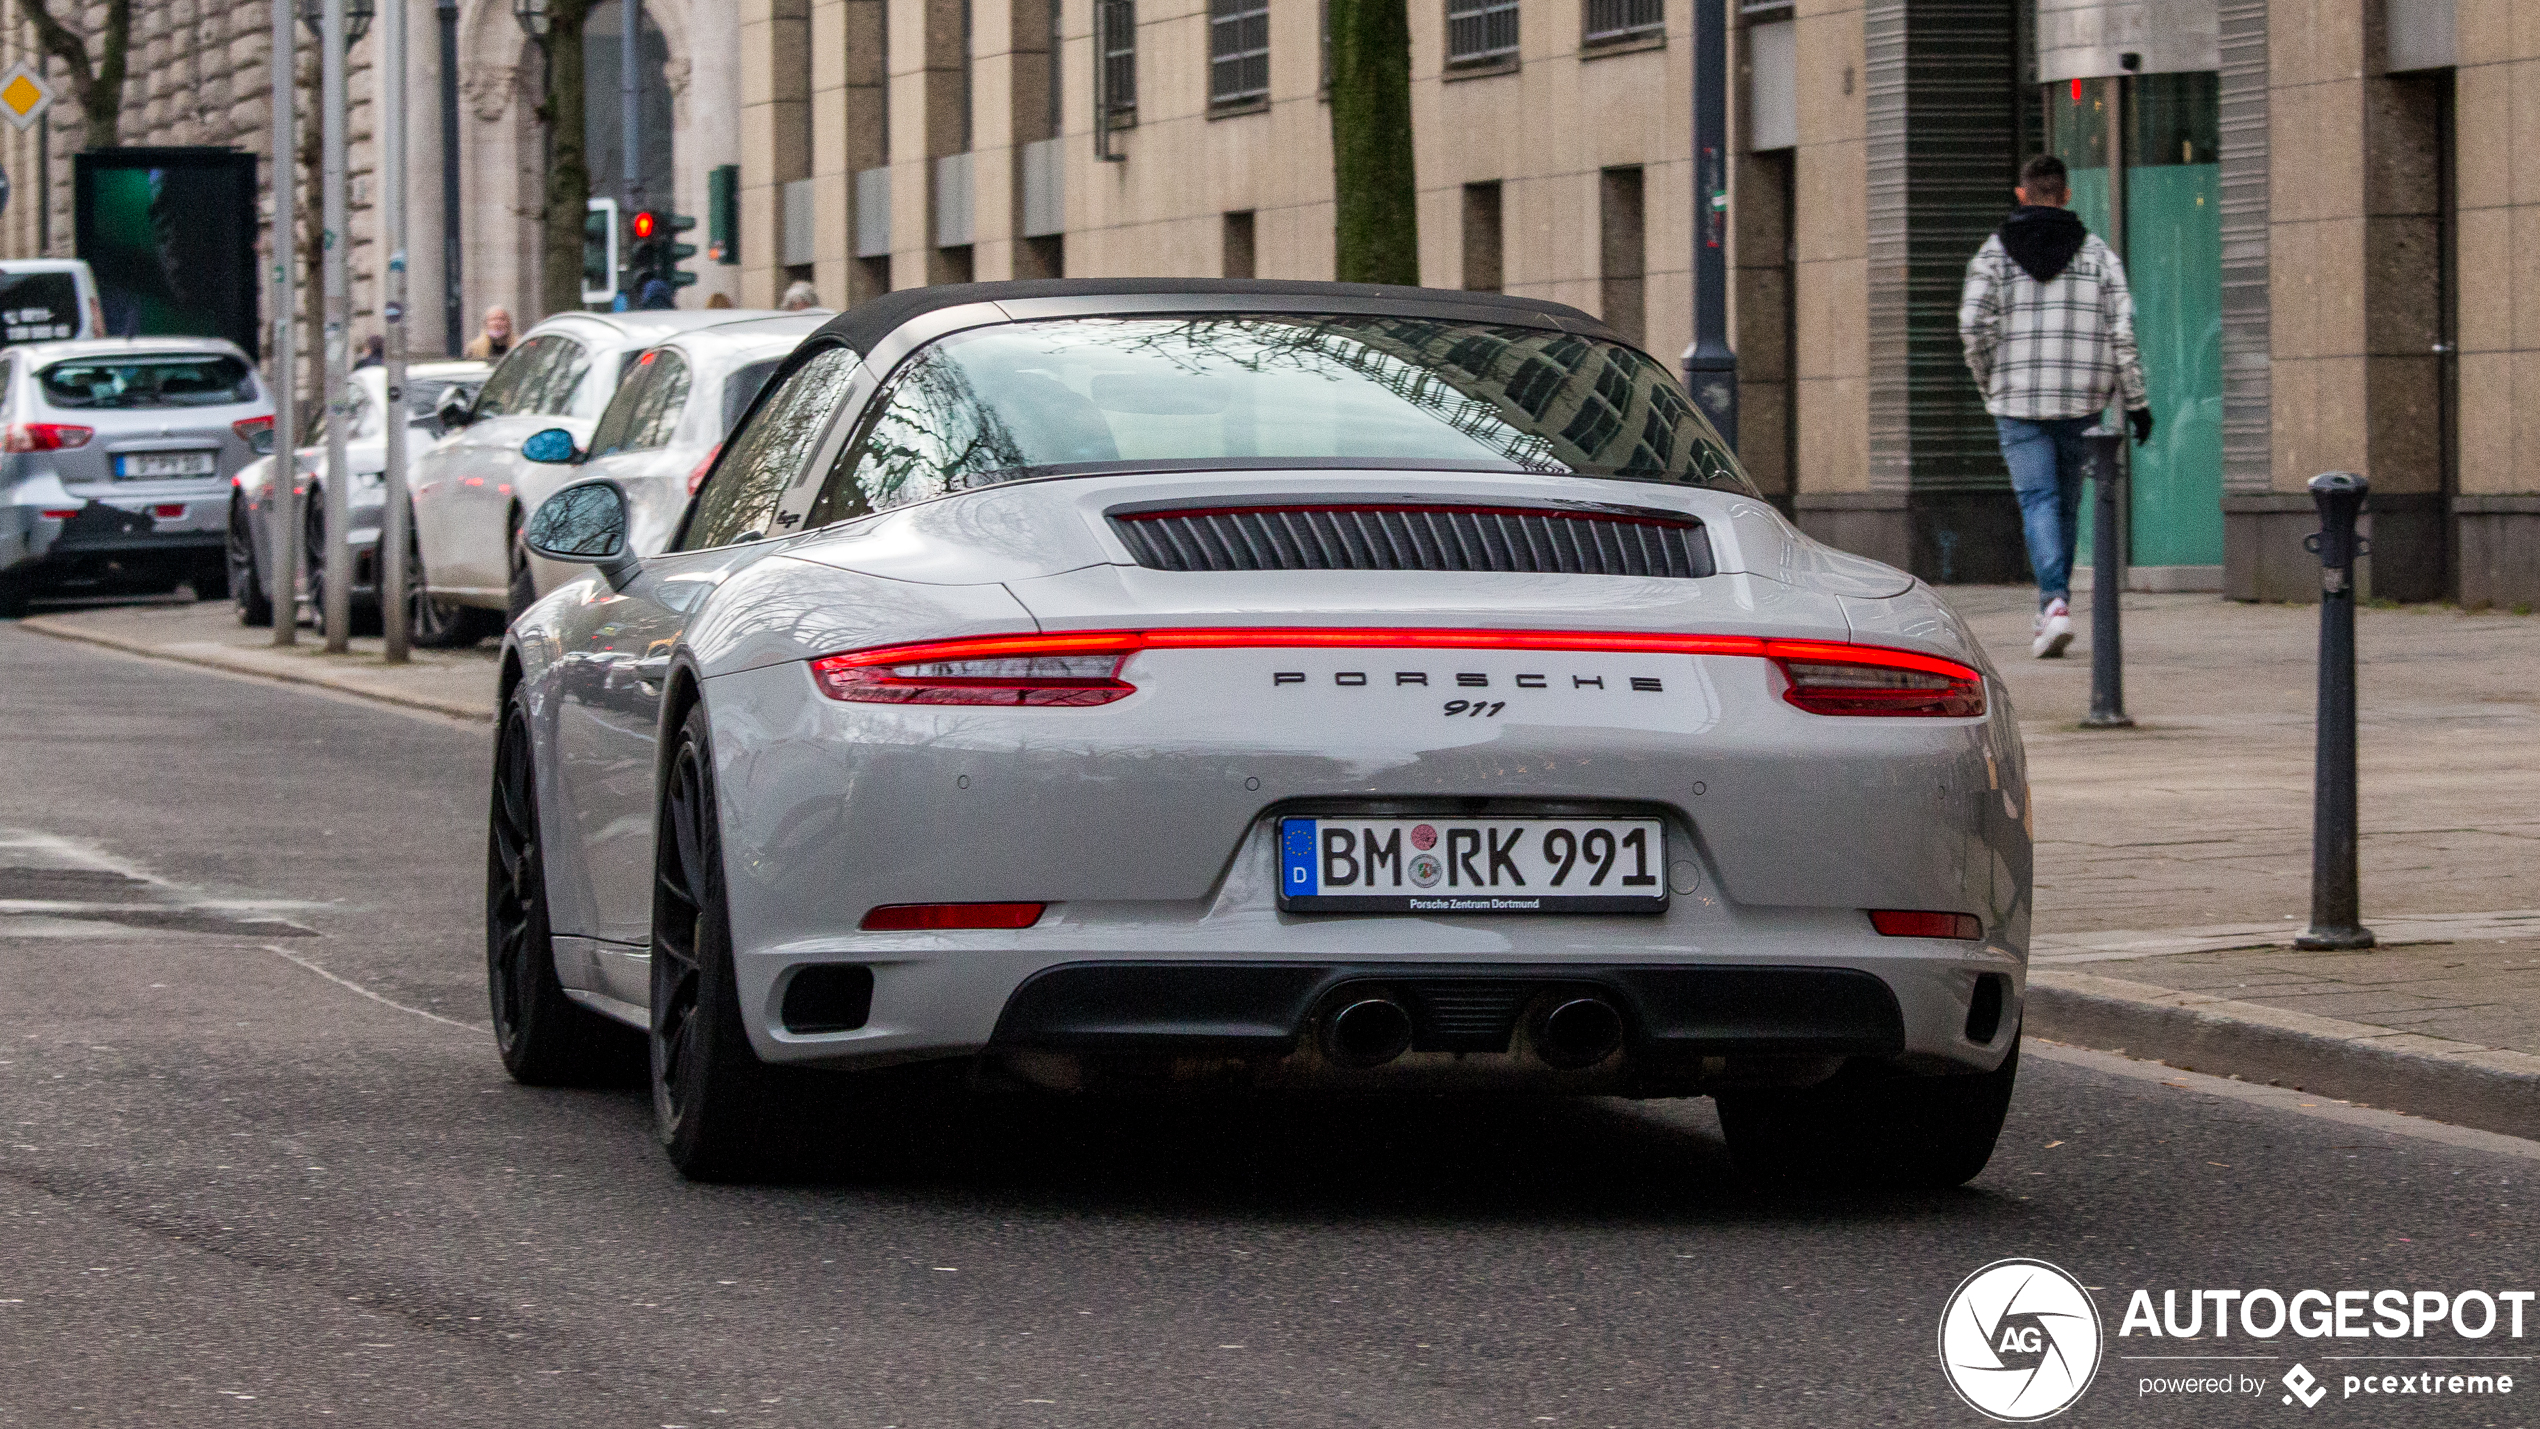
[804,278,1621,355]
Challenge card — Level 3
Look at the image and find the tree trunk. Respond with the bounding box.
[537,0,597,318]
[1326,0,1417,285]
[16,0,132,150]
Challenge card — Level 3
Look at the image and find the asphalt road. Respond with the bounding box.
[1,623,2533,1428]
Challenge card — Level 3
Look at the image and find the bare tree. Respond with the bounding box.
[532,0,597,317]
[15,0,131,151]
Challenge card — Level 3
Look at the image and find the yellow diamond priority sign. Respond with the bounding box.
[0,64,54,131]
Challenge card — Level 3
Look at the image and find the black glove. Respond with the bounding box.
[2128,406,2155,444]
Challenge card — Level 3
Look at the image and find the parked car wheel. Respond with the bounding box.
[189,549,230,603]
[301,490,384,637]
[406,517,500,648]
[227,498,273,626]
[487,698,641,1085]
[505,517,538,625]
[0,573,29,619]
[1715,1034,2020,1191]
[650,701,791,1181]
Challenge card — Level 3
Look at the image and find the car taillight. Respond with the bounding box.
[232,415,274,444]
[860,902,1045,931]
[5,422,92,452]
[812,643,1135,706]
[1868,909,1983,940]
[1770,642,1986,718]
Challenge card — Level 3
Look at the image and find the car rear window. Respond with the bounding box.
[40,354,256,409]
[0,271,81,344]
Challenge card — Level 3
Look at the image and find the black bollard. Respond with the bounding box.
[2295,471,2375,951]
[2081,429,2132,728]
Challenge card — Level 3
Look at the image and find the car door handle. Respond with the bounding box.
[631,656,672,685]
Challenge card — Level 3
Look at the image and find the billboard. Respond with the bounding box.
[74,147,259,358]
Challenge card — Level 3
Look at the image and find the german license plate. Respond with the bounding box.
[115,451,216,479]
[1279,816,1668,914]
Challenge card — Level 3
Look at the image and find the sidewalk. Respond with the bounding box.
[16,597,499,723]
[1947,586,2540,1136]
[14,586,2540,1136]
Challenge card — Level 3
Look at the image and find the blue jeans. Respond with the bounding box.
[1996,416,2095,606]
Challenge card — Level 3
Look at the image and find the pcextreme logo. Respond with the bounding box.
[1939,1258,2104,1422]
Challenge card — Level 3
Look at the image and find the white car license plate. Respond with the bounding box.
[1279,816,1668,914]
[115,451,216,479]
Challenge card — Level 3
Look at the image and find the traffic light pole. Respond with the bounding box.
[381,0,411,663]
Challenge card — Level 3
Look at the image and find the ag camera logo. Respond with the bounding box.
[1940,1259,2103,1421]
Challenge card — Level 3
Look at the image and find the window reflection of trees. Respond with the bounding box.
[684,348,859,550]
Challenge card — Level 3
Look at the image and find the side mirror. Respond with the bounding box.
[434,384,475,431]
[520,427,581,464]
[523,477,638,586]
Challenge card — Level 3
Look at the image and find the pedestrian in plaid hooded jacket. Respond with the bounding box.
[1959,153,2153,659]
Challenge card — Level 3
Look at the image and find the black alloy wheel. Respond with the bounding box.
[406,514,498,648]
[650,702,787,1180]
[487,700,636,1084]
[505,518,540,625]
[301,489,385,637]
[228,498,273,626]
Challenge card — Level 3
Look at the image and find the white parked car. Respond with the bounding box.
[227,359,490,630]
[407,308,817,646]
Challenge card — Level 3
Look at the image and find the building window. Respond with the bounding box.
[1599,165,1645,347]
[1211,0,1270,107]
[1462,181,1502,292]
[1583,0,1661,44]
[1096,0,1138,159]
[1445,0,1519,67]
[1223,210,1257,278]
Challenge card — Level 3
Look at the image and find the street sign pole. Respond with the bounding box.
[320,0,353,653]
[268,0,300,647]
[381,0,411,662]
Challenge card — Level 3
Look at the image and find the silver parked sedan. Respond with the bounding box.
[489,280,2032,1189]
[0,337,273,615]
[227,359,489,630]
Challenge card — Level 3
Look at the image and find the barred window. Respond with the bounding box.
[1583,0,1661,43]
[1210,0,1270,105]
[1445,0,1519,64]
[1098,0,1138,128]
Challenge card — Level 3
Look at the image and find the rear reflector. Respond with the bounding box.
[38,508,79,520]
[1868,909,1983,940]
[810,628,1983,717]
[861,902,1045,931]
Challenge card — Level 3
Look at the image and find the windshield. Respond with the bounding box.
[0,272,81,344]
[41,354,256,409]
[818,315,1753,520]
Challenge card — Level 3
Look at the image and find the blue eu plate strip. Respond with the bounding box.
[1280,818,1317,897]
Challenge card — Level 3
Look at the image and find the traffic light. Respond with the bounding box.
[581,197,620,306]
[625,211,700,303]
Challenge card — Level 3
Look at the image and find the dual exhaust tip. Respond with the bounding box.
[1317,987,1626,1071]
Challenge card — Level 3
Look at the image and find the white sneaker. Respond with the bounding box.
[2032,598,2074,659]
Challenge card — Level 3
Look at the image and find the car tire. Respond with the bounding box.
[487,698,643,1085]
[228,499,273,626]
[0,574,29,619]
[301,490,386,638]
[189,549,230,603]
[505,519,538,626]
[1715,1033,2019,1192]
[406,516,499,648]
[649,700,792,1181]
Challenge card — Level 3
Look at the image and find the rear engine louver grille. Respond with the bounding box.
[1111,504,1715,579]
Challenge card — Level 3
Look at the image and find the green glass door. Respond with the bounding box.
[2046,74,2225,571]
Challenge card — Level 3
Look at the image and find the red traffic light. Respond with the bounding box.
[630,210,657,240]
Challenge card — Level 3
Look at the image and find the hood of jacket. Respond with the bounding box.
[1999,205,2089,284]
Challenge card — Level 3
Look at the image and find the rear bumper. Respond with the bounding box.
[3,497,222,579]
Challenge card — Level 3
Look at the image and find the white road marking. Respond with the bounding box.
[260,944,483,1033]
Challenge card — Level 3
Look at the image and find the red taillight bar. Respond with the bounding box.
[861,902,1045,931]
[1868,910,1983,940]
[815,626,1982,682]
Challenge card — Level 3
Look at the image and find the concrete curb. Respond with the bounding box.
[2029,969,2540,1142]
[18,617,497,724]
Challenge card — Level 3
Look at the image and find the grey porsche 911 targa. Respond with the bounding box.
[487,279,2031,1186]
